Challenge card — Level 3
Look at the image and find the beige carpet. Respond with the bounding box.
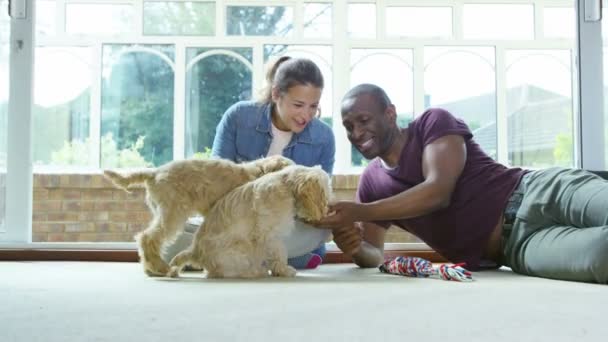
[0,261,606,342]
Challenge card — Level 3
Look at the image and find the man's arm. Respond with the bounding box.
[319,134,467,229]
[364,134,466,221]
[351,222,386,268]
[331,221,385,268]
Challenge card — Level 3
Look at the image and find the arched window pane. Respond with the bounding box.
[506,50,573,168]
[101,45,175,167]
[351,49,414,166]
[185,48,253,158]
[33,47,92,168]
[425,46,496,158]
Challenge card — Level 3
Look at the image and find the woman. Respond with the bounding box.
[210,56,335,269]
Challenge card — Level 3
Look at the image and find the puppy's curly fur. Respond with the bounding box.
[168,165,332,279]
[103,155,294,276]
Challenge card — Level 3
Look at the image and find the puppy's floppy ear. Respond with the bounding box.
[294,173,328,221]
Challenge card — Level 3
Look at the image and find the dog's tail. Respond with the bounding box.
[103,169,155,192]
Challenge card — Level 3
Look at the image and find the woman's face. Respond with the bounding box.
[271,84,322,133]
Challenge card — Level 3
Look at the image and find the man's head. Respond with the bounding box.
[340,84,399,160]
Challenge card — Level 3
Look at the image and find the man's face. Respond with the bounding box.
[341,95,392,159]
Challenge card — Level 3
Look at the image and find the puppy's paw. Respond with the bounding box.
[272,265,297,277]
[167,267,181,278]
[143,261,170,277]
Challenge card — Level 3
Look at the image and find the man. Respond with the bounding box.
[319,83,608,284]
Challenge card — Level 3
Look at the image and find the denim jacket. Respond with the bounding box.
[211,101,335,174]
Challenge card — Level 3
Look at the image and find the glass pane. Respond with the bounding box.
[36,0,56,37]
[65,3,134,35]
[544,7,575,39]
[604,4,608,39]
[303,3,332,38]
[348,3,375,39]
[425,47,496,157]
[463,4,534,40]
[386,7,452,38]
[185,48,253,158]
[603,3,608,167]
[506,50,573,168]
[226,6,293,36]
[101,45,175,168]
[0,0,8,233]
[350,49,414,167]
[264,45,333,122]
[33,47,92,169]
[143,1,215,36]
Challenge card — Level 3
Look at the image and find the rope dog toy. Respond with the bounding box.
[379,256,473,282]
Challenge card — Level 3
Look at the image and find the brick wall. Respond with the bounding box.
[32,173,150,242]
[30,173,418,243]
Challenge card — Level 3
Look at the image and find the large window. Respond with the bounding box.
[22,0,582,245]
[32,0,578,173]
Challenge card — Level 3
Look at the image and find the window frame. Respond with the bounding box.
[1,0,605,255]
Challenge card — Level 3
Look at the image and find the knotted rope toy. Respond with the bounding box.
[379,256,473,282]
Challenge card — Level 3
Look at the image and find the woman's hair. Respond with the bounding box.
[258,56,324,103]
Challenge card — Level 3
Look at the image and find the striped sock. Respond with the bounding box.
[288,253,323,269]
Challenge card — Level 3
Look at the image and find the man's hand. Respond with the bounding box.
[318,201,367,229]
[332,223,363,256]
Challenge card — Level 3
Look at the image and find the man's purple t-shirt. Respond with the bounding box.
[356,108,526,270]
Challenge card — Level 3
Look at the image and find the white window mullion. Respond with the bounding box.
[534,1,544,40]
[56,0,66,38]
[216,0,226,38]
[575,0,605,170]
[495,45,509,165]
[4,0,35,243]
[332,0,350,173]
[376,0,387,41]
[90,43,102,168]
[173,44,186,160]
[453,2,463,40]
[293,1,304,38]
[413,45,425,115]
[134,0,143,35]
[252,44,265,97]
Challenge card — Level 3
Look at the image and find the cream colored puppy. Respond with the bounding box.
[168,165,332,279]
[103,155,294,276]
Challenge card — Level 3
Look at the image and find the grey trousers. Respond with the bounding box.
[502,167,608,284]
